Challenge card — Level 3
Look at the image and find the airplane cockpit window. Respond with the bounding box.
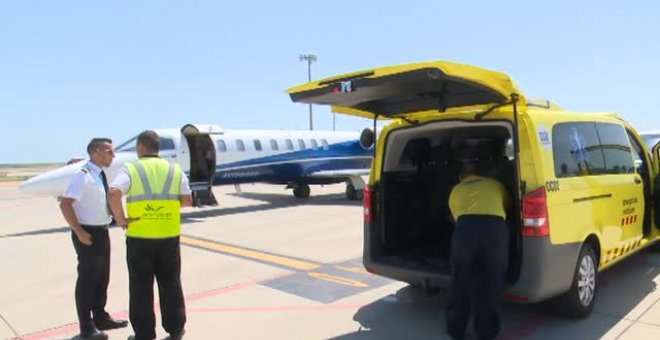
[285,139,294,150]
[217,139,227,152]
[160,138,175,151]
[236,139,245,152]
[117,136,174,152]
[254,139,263,151]
[309,139,318,148]
[298,139,306,149]
[321,139,329,150]
[116,136,137,152]
[270,139,278,151]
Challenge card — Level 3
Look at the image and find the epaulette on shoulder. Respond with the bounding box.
[80,167,91,174]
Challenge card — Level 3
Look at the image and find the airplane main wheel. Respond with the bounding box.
[293,184,310,198]
[345,184,363,200]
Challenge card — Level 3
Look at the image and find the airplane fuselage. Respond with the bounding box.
[20,125,374,201]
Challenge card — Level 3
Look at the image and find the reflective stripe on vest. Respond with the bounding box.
[126,158,182,239]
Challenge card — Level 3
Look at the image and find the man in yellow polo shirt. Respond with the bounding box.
[446,159,510,340]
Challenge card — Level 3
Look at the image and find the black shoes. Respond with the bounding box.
[127,329,184,340]
[165,329,186,340]
[94,316,129,331]
[80,328,109,339]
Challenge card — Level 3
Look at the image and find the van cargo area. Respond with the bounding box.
[368,121,520,285]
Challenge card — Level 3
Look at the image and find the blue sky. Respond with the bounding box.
[0,0,657,163]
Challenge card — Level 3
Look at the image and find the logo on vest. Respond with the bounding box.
[141,204,173,220]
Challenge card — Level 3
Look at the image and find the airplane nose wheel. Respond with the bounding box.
[293,183,310,198]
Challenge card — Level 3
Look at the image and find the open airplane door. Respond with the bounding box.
[181,124,223,207]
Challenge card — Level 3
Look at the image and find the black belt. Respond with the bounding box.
[80,224,109,228]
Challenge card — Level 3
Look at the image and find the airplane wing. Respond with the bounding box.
[307,169,370,178]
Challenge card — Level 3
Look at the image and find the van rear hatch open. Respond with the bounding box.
[287,60,527,289]
[287,60,526,119]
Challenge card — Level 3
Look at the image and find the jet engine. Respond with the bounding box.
[359,128,375,150]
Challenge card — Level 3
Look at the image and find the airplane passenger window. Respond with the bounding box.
[298,139,306,149]
[270,139,278,151]
[321,139,329,150]
[310,139,318,148]
[236,139,245,152]
[254,139,263,151]
[285,139,294,150]
[217,139,227,152]
[160,138,175,151]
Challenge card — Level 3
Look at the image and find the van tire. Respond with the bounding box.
[555,244,598,318]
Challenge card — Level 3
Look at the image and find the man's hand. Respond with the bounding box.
[75,229,93,246]
[117,217,140,230]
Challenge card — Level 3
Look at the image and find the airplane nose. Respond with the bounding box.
[19,162,84,196]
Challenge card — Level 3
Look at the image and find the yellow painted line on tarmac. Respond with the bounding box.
[307,272,369,288]
[335,265,369,274]
[180,236,319,271]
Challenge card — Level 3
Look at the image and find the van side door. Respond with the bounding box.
[594,123,644,244]
[626,130,653,236]
[650,141,660,230]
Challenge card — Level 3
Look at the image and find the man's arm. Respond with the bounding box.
[179,168,193,207]
[59,197,92,245]
[180,194,193,207]
[108,187,129,228]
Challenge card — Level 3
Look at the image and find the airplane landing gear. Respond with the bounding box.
[345,175,366,200]
[345,183,363,200]
[293,183,311,198]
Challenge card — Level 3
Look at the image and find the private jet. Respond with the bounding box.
[20,124,375,206]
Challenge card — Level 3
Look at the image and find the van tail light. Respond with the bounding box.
[522,187,550,237]
[363,186,374,222]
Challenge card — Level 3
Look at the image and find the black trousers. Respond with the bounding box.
[446,215,509,340]
[71,225,111,333]
[126,236,186,340]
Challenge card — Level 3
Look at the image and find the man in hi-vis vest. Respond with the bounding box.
[108,130,193,340]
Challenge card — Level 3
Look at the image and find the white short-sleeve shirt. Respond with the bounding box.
[110,161,192,195]
[62,161,112,226]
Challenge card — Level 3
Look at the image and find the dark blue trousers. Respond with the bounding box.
[446,215,509,340]
[71,225,111,333]
[126,236,186,340]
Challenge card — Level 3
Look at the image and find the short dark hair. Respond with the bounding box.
[87,138,112,155]
[137,130,160,153]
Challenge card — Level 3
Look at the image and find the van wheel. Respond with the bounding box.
[555,244,598,318]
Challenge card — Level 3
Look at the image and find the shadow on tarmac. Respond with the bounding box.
[330,251,659,340]
[0,191,362,235]
[182,192,362,223]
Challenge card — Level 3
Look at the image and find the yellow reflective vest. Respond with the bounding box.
[125,157,182,238]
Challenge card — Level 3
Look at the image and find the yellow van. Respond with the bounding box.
[287,60,660,318]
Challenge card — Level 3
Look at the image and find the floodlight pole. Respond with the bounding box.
[299,54,317,130]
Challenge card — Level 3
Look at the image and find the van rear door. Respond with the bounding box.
[287,60,525,119]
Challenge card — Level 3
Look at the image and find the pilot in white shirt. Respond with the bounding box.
[59,138,128,339]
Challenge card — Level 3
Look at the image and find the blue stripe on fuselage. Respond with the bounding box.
[213,140,372,185]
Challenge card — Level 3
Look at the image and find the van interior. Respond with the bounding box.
[373,121,521,282]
